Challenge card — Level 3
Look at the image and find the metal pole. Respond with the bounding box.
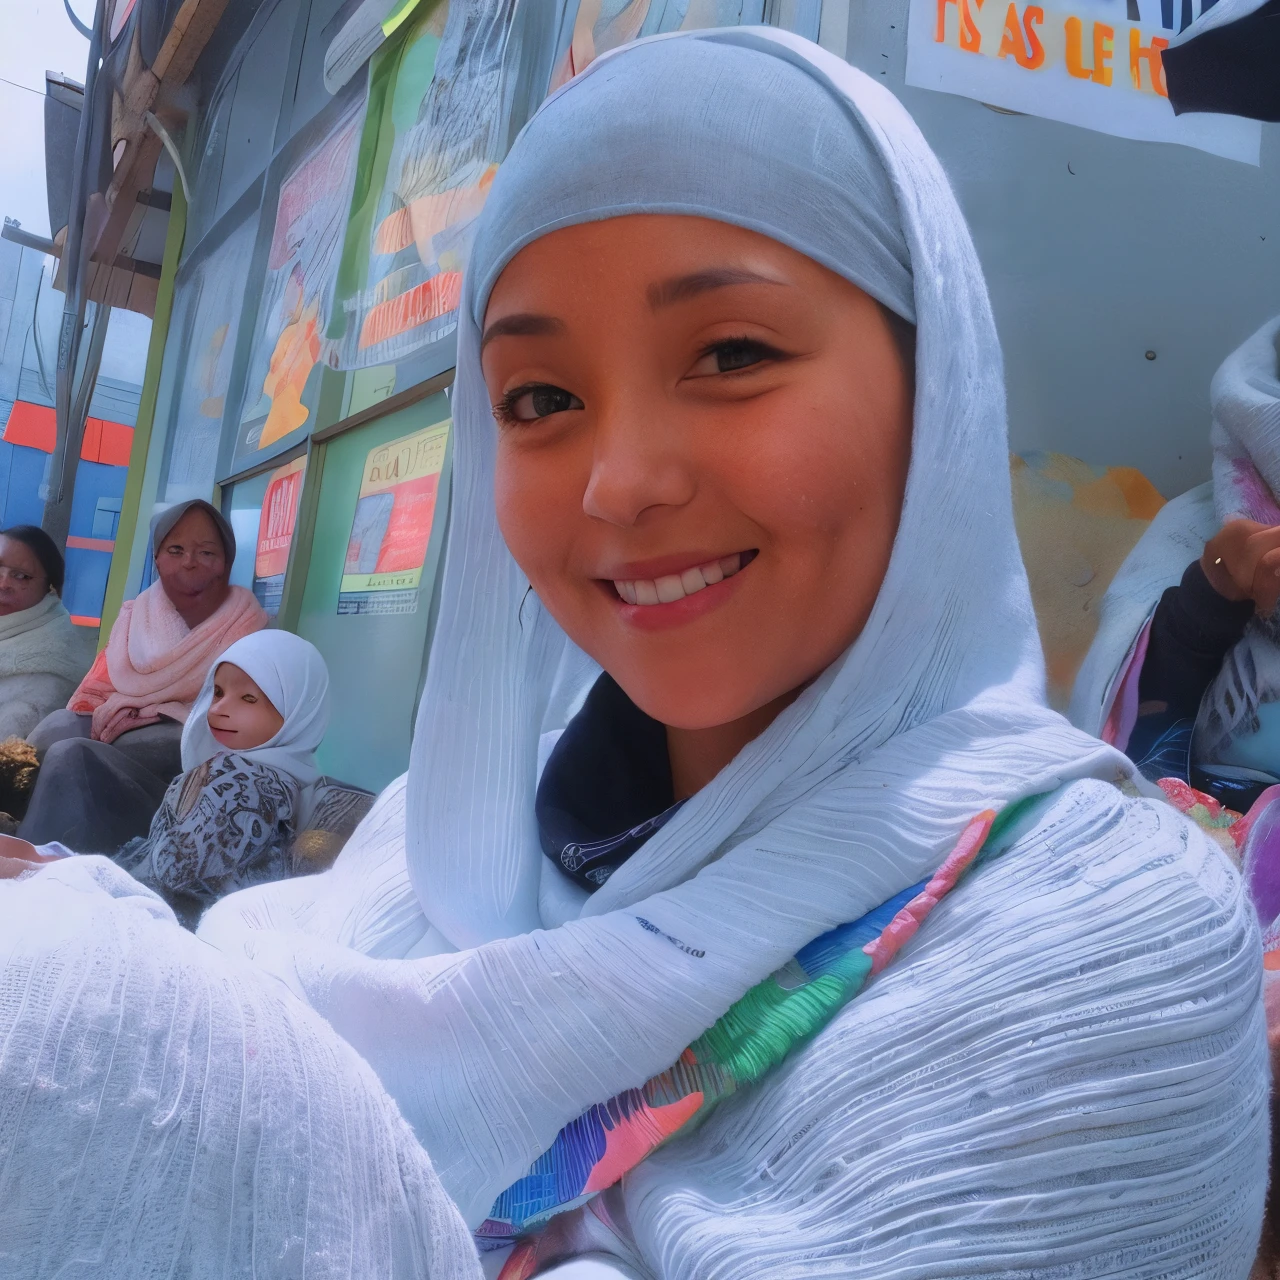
[43,0,105,550]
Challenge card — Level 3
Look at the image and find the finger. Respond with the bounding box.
[1254,548,1280,615]
[1245,525,1280,565]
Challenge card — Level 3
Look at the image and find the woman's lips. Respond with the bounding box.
[602,550,757,630]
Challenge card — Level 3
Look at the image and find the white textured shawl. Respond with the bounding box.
[208,28,1265,1275]
[0,29,1268,1280]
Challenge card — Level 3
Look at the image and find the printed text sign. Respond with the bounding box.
[337,418,450,616]
[906,0,1261,162]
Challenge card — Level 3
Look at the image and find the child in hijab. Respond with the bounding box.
[112,630,330,924]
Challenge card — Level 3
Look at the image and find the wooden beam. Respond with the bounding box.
[90,0,231,280]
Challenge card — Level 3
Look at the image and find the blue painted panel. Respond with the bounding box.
[0,443,14,524]
[0,446,129,622]
[62,547,113,621]
[3,445,47,527]
[69,459,127,537]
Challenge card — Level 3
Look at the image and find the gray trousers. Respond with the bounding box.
[20,710,184,851]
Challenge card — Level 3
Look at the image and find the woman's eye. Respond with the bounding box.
[241,694,257,704]
[689,337,785,378]
[213,686,223,698]
[497,383,584,424]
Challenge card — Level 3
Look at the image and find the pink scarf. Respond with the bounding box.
[68,583,267,743]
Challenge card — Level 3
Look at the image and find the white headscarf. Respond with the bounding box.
[405,26,1111,950]
[197,31,1265,1271]
[181,629,331,823]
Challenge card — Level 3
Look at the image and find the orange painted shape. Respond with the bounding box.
[1129,28,1169,95]
[1065,16,1091,78]
[935,0,983,50]
[80,416,102,462]
[4,401,56,452]
[1104,466,1165,521]
[3,405,132,465]
[374,206,415,256]
[65,535,114,552]
[1092,22,1115,86]
[358,271,463,350]
[95,419,133,467]
[1022,6,1045,68]
[69,615,101,627]
[997,3,1040,67]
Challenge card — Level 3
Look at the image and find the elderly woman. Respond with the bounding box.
[0,525,88,740]
[0,31,1267,1280]
[20,498,266,850]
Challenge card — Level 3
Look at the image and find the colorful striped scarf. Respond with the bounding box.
[479,795,1042,1261]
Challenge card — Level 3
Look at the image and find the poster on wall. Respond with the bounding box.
[329,0,793,387]
[163,219,257,503]
[547,0,785,88]
[235,98,365,466]
[252,455,307,615]
[337,418,450,616]
[905,0,1262,162]
[332,0,512,374]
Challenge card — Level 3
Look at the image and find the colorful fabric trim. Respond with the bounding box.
[480,797,1043,1263]
[1156,776,1244,864]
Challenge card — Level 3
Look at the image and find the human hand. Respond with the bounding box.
[0,834,57,880]
[1202,520,1280,616]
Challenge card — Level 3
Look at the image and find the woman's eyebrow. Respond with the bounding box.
[646,267,787,310]
[480,313,567,351]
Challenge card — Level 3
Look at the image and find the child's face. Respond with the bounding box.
[207,662,284,750]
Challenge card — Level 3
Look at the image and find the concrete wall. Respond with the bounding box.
[844,0,1280,497]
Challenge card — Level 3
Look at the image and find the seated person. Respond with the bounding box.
[1072,317,1280,812]
[0,525,89,740]
[21,498,266,849]
[0,32,1268,1279]
[14,631,329,927]
[118,631,328,925]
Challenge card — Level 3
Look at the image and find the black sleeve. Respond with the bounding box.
[1137,559,1255,718]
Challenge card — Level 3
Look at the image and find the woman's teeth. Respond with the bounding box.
[614,553,747,606]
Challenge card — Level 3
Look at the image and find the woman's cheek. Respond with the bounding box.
[495,449,578,599]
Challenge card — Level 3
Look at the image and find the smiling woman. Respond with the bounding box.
[0,27,1269,1280]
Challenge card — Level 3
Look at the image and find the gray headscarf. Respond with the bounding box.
[150,499,237,567]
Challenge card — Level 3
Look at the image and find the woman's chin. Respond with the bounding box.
[610,668,773,733]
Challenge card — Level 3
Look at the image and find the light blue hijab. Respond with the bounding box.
[467,30,915,328]
[408,27,1086,956]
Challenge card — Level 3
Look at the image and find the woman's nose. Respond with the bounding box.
[582,404,696,527]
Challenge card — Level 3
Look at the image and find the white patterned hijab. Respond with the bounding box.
[181,629,331,823]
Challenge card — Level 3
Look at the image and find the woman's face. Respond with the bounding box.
[155,508,228,609]
[484,215,913,731]
[0,536,49,615]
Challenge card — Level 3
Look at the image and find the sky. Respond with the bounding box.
[0,0,152,386]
